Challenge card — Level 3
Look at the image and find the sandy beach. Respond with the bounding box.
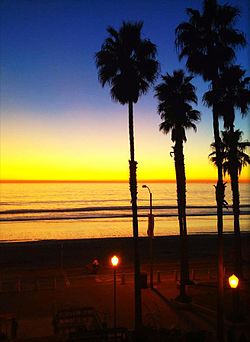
[1,233,250,271]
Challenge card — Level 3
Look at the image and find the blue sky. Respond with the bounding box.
[1,0,249,181]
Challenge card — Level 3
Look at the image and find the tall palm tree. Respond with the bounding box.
[210,130,250,276]
[95,21,159,329]
[175,1,246,338]
[155,70,200,302]
[204,65,250,277]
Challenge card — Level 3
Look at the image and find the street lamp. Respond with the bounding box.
[228,274,240,322]
[142,185,154,289]
[111,255,119,339]
[228,274,239,289]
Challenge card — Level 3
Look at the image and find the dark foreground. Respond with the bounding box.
[0,234,249,341]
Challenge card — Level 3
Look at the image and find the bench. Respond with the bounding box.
[52,306,102,335]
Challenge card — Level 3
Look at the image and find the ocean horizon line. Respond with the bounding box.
[1,179,249,184]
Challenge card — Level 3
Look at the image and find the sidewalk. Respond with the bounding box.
[0,266,249,340]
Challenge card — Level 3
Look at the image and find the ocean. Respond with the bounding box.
[0,182,249,242]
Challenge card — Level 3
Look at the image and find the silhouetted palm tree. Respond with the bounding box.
[204,66,250,133]
[155,70,200,302]
[204,65,250,277]
[176,1,246,337]
[175,0,246,237]
[210,130,250,276]
[95,21,159,329]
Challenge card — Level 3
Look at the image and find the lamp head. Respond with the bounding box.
[142,185,147,188]
[111,255,119,267]
[228,274,239,289]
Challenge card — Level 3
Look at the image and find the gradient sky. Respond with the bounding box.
[1,0,249,181]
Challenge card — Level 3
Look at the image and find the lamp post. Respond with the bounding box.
[142,185,154,289]
[228,274,240,322]
[111,255,119,340]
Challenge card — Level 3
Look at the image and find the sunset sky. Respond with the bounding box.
[1,0,249,182]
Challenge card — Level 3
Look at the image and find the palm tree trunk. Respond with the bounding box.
[178,141,190,286]
[179,143,190,285]
[128,100,142,330]
[212,79,224,342]
[229,151,242,277]
[228,125,242,278]
[174,137,190,302]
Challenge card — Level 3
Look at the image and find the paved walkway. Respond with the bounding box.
[0,266,249,340]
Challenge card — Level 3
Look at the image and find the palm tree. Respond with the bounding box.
[204,65,250,277]
[95,21,159,329]
[204,66,250,133]
[210,130,250,276]
[216,66,250,132]
[175,1,246,338]
[155,69,200,302]
[175,0,246,236]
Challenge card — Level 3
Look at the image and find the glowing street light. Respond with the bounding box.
[111,255,119,267]
[111,255,119,340]
[228,274,239,289]
[228,274,240,322]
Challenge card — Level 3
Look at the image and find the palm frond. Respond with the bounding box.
[175,0,246,80]
[209,129,250,176]
[95,21,159,104]
[155,69,200,143]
